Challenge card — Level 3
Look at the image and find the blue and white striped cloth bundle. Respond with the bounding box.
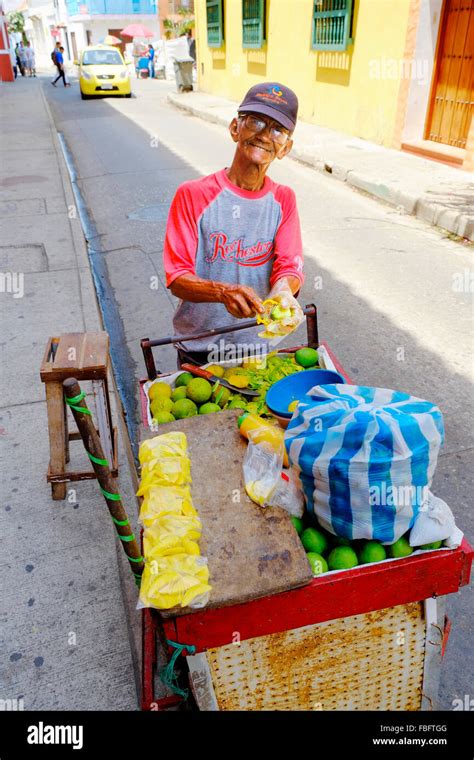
[284,385,444,544]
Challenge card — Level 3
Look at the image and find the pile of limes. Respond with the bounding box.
[149,373,224,423]
[148,350,321,424]
[290,517,442,576]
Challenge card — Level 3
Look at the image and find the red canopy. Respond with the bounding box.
[120,24,154,39]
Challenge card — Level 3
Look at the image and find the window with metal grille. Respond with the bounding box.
[206,0,224,48]
[311,0,354,51]
[242,0,265,49]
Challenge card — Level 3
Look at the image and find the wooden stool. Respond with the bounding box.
[40,332,118,500]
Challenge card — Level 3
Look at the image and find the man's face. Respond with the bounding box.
[230,111,293,167]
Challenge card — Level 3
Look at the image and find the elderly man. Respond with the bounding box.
[164,82,304,367]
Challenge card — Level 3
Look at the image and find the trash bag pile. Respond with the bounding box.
[137,432,211,610]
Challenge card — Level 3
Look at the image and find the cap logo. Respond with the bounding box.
[255,84,288,105]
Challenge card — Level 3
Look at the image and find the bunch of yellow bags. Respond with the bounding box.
[137,432,212,610]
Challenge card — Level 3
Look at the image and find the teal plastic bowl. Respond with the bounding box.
[266,369,345,419]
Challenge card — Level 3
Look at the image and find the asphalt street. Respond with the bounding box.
[42,73,473,709]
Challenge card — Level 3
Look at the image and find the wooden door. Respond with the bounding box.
[425,0,474,149]
[70,31,78,62]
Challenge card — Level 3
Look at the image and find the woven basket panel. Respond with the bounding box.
[205,602,426,711]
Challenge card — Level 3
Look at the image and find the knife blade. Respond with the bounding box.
[180,363,259,397]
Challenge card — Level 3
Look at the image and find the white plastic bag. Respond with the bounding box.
[243,438,282,507]
[268,469,305,517]
[409,491,463,548]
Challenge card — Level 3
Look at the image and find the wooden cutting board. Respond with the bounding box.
[139,410,313,616]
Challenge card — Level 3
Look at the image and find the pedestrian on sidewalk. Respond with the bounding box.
[9,45,18,79]
[25,41,36,77]
[16,42,26,76]
[147,43,155,79]
[163,82,304,367]
[51,47,71,88]
[187,29,196,63]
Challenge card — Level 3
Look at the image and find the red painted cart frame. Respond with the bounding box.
[138,329,473,711]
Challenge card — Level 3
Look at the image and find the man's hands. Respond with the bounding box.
[219,283,264,318]
[169,274,264,319]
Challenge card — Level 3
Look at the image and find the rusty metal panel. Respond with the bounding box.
[205,602,426,711]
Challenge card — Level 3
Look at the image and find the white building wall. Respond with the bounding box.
[402,0,444,143]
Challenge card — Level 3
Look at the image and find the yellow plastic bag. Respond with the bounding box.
[139,554,211,609]
[138,432,187,465]
[144,514,202,551]
[136,457,191,494]
[138,485,197,526]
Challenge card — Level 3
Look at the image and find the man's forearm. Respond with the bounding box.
[169,273,226,303]
[272,275,301,295]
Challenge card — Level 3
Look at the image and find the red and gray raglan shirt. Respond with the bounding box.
[164,168,304,352]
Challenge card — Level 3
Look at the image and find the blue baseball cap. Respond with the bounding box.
[238,82,298,131]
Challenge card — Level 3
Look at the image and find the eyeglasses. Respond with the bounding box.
[238,113,291,145]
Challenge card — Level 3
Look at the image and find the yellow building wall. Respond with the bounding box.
[194,0,412,147]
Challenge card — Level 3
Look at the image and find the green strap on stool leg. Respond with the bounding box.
[65,392,92,416]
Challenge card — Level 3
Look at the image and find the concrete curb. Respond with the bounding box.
[168,93,473,242]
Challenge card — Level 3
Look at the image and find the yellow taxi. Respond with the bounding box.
[76,45,131,100]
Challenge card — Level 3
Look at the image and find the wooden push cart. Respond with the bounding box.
[138,307,473,711]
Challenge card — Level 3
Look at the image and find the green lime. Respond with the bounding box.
[175,372,194,388]
[419,540,443,550]
[290,516,304,535]
[295,348,319,368]
[153,411,176,424]
[212,384,231,408]
[271,305,292,320]
[301,527,328,555]
[150,397,173,416]
[327,546,359,570]
[307,552,328,576]
[171,398,198,419]
[359,540,387,564]
[199,402,221,414]
[186,377,212,404]
[171,386,187,402]
[148,381,172,401]
[387,536,413,558]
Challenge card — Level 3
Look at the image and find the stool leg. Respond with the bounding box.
[64,397,70,464]
[45,381,67,500]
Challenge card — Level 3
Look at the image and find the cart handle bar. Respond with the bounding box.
[141,304,319,380]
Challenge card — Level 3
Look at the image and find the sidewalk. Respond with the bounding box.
[168,90,474,242]
[0,78,140,709]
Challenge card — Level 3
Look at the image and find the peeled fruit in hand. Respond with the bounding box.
[271,305,292,320]
[171,386,187,402]
[327,546,359,570]
[171,398,198,419]
[301,527,328,555]
[148,382,172,401]
[175,372,193,388]
[153,411,176,424]
[295,348,319,368]
[186,378,212,404]
[359,540,387,564]
[387,536,413,558]
[307,552,328,575]
[199,402,221,414]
